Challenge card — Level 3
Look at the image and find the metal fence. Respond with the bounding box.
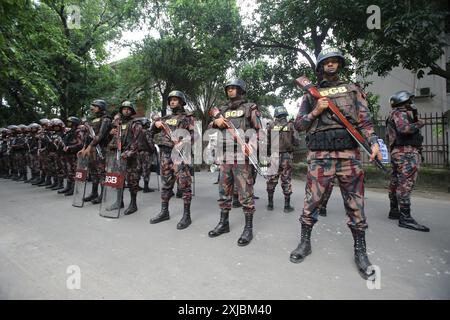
[294,112,449,167]
[369,112,449,167]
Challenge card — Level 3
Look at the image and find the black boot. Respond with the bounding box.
[208,210,230,237]
[12,172,20,180]
[399,206,430,232]
[290,224,313,263]
[124,191,138,215]
[30,172,41,184]
[142,179,155,193]
[37,176,52,187]
[388,194,400,220]
[64,181,75,196]
[351,228,375,280]
[176,188,182,198]
[150,201,170,224]
[83,183,99,202]
[58,179,71,193]
[20,171,28,181]
[177,202,192,230]
[267,193,274,211]
[52,177,64,190]
[284,196,294,213]
[319,207,327,217]
[232,193,241,208]
[46,177,58,189]
[237,212,253,246]
[91,185,104,204]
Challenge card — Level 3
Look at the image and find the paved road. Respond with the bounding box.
[0,172,449,299]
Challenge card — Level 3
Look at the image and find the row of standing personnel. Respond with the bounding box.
[0,47,430,281]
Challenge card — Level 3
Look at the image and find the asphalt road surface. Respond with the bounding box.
[0,172,449,299]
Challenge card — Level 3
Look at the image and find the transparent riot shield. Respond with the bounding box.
[99,153,125,219]
[72,156,89,208]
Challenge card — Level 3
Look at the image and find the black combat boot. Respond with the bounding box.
[32,173,44,185]
[290,224,313,263]
[319,207,327,217]
[20,171,28,182]
[83,183,99,202]
[208,210,230,237]
[388,194,400,220]
[124,191,138,215]
[46,176,58,189]
[38,175,50,186]
[12,172,20,181]
[142,179,155,193]
[29,171,40,184]
[177,202,192,230]
[237,212,253,246]
[351,228,375,280]
[284,196,294,213]
[91,185,104,204]
[58,180,72,194]
[150,201,170,224]
[52,177,64,190]
[232,193,241,208]
[64,181,75,196]
[267,193,274,211]
[399,206,430,232]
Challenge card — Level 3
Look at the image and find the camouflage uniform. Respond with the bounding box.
[290,48,379,280]
[266,116,299,212]
[385,96,429,232]
[0,129,10,177]
[149,91,196,230]
[83,110,112,204]
[151,111,195,203]
[27,128,41,183]
[10,128,28,180]
[137,125,157,192]
[294,79,378,230]
[208,87,262,246]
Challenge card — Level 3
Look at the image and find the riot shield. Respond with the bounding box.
[152,145,161,191]
[72,156,89,207]
[99,153,126,219]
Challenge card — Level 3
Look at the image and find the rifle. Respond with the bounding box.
[294,76,388,173]
[209,107,268,179]
[151,113,189,165]
[84,122,104,159]
[115,117,122,161]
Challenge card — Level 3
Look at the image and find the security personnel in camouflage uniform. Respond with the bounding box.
[149,90,196,230]
[0,128,10,178]
[110,101,144,215]
[35,119,52,187]
[291,48,382,279]
[26,123,41,184]
[136,117,156,193]
[386,91,429,232]
[266,106,299,213]
[57,116,85,196]
[10,124,28,181]
[208,78,262,246]
[79,99,112,204]
[47,118,65,191]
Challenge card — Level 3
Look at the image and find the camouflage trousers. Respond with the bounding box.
[389,150,420,209]
[63,154,78,181]
[266,152,293,196]
[39,151,49,175]
[125,156,140,193]
[29,153,40,173]
[88,150,106,184]
[138,151,152,179]
[0,156,11,174]
[301,158,367,231]
[56,153,66,178]
[218,162,255,214]
[13,151,27,175]
[159,148,192,203]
